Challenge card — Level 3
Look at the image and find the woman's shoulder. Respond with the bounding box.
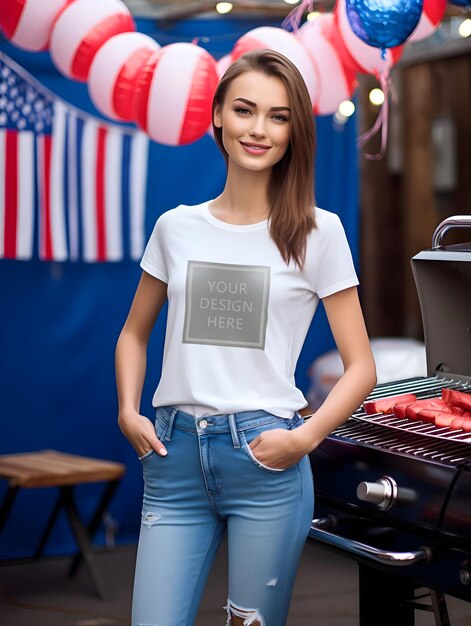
[313,206,342,226]
[304,208,351,259]
[157,200,208,225]
[311,207,344,238]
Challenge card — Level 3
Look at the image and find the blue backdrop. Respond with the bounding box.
[0,16,359,558]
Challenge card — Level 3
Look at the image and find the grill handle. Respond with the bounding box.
[432,215,471,249]
[310,517,432,567]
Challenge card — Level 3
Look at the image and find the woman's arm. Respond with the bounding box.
[296,285,377,452]
[115,271,169,457]
[248,286,376,469]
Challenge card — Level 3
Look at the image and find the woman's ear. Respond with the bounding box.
[213,105,222,128]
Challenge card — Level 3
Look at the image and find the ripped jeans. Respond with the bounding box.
[132,406,314,626]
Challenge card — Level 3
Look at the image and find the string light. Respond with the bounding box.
[338,100,355,117]
[369,88,385,106]
[307,11,321,21]
[284,0,300,5]
[216,2,233,14]
[458,18,471,38]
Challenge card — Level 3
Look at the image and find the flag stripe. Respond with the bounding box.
[82,120,97,261]
[96,126,107,262]
[0,130,6,258]
[43,135,53,260]
[105,128,123,261]
[5,130,18,258]
[16,131,34,259]
[130,132,149,260]
[67,113,79,261]
[75,117,85,261]
[121,133,131,261]
[50,101,68,260]
[36,135,44,258]
[38,135,53,260]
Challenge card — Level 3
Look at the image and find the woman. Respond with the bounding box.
[115,49,376,626]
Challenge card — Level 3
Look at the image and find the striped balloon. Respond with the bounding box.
[50,0,135,82]
[216,53,233,79]
[231,26,319,109]
[207,54,234,139]
[0,0,71,51]
[88,32,160,122]
[134,43,219,146]
[298,14,357,115]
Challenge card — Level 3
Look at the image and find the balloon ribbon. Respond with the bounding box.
[281,0,316,33]
[357,70,391,160]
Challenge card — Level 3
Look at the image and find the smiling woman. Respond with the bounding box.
[213,71,291,184]
[211,49,317,258]
[115,48,376,626]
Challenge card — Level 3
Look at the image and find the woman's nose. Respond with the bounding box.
[249,117,266,137]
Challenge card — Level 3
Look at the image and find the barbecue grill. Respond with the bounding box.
[308,215,471,626]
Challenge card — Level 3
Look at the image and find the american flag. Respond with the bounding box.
[0,53,149,262]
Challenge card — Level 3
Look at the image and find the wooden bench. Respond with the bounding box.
[0,450,126,598]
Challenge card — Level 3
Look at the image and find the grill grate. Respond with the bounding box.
[331,376,471,465]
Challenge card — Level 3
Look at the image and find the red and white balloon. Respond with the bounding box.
[231,26,320,109]
[0,0,71,51]
[408,0,446,43]
[50,0,135,82]
[216,53,233,79]
[134,43,219,146]
[88,33,160,122]
[298,14,357,115]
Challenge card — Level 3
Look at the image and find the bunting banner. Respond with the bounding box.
[0,52,149,262]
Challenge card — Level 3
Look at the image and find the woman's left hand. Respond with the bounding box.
[248,427,313,470]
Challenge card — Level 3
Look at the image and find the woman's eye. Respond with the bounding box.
[273,114,289,122]
[235,108,251,115]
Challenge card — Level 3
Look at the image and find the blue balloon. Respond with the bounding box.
[447,0,470,6]
[346,0,424,49]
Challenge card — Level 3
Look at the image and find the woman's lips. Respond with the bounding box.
[240,142,271,155]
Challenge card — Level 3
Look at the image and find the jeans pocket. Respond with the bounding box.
[239,421,288,473]
[138,412,169,462]
[138,448,156,462]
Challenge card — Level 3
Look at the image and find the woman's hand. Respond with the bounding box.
[118,410,168,458]
[248,427,313,470]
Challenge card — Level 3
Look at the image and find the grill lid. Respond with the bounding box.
[411,215,471,380]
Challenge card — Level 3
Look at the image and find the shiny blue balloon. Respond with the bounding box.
[346,0,424,49]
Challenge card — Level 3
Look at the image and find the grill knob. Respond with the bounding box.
[460,569,470,586]
[459,561,471,586]
[357,476,398,511]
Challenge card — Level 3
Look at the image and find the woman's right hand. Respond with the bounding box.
[118,410,168,457]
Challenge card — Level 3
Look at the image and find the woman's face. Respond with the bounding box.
[213,70,291,173]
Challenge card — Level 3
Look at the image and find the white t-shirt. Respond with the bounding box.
[140,200,359,418]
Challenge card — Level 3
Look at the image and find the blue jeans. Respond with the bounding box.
[132,406,314,626]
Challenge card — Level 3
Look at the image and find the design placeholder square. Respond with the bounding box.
[183,261,270,349]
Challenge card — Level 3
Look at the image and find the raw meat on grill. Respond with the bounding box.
[450,413,471,431]
[393,400,417,418]
[363,393,417,415]
[405,398,456,420]
[441,388,471,412]
[417,407,462,424]
[434,413,457,428]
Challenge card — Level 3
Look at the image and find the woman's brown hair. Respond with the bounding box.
[212,48,317,269]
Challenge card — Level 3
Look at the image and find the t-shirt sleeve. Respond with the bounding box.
[139,211,171,282]
[314,213,359,299]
